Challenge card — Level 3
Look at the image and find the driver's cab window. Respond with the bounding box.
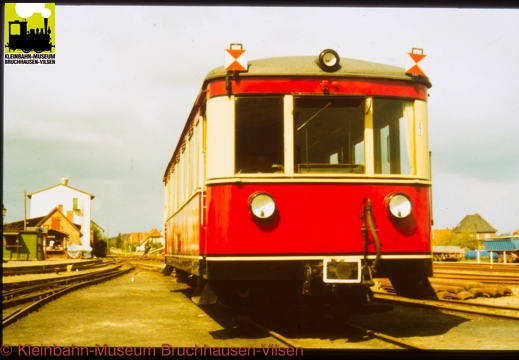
[293,97,365,174]
[235,97,285,174]
[374,99,414,175]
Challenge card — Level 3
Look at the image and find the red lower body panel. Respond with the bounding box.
[203,182,431,257]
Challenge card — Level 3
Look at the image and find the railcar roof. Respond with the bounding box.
[204,55,431,88]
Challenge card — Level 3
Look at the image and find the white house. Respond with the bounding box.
[135,228,165,253]
[28,178,95,254]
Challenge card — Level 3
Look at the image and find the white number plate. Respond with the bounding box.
[323,258,361,283]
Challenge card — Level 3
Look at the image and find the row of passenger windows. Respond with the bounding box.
[167,122,203,214]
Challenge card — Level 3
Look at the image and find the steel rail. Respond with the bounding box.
[431,272,519,285]
[372,292,519,320]
[346,323,426,350]
[434,263,519,270]
[1,259,116,276]
[240,315,304,349]
[3,266,125,306]
[3,264,122,292]
[242,306,428,350]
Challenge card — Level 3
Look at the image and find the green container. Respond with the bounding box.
[17,230,45,260]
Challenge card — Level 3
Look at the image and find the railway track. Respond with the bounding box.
[2,263,134,328]
[345,323,425,350]
[432,262,519,285]
[240,295,519,351]
[1,258,115,276]
[239,300,469,351]
[4,258,516,351]
[190,290,427,351]
[371,291,519,320]
[199,260,519,351]
[245,312,425,351]
[435,261,519,270]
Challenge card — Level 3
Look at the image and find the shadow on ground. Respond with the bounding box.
[173,285,469,344]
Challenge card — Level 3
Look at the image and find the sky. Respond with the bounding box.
[3,4,519,236]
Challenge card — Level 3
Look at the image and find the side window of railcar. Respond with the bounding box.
[293,97,365,174]
[373,99,415,175]
[235,97,284,174]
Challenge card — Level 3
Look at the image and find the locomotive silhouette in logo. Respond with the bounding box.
[5,17,54,53]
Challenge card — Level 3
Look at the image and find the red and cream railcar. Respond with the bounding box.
[163,47,436,306]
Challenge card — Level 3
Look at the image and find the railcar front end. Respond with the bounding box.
[163,47,436,307]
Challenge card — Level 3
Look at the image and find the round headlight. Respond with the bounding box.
[249,192,276,220]
[318,49,340,72]
[387,193,412,219]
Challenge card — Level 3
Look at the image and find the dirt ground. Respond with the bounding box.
[2,264,519,352]
[2,266,289,348]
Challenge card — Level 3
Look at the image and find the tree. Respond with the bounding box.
[93,227,104,243]
[116,232,123,249]
[449,230,480,250]
[432,229,452,246]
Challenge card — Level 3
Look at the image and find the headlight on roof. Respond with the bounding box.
[318,49,340,72]
[387,193,412,219]
[249,192,276,220]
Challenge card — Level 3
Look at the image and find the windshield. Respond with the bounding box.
[294,97,365,174]
[233,95,418,176]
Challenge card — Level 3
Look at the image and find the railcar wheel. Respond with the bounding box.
[210,281,255,308]
[236,287,251,298]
